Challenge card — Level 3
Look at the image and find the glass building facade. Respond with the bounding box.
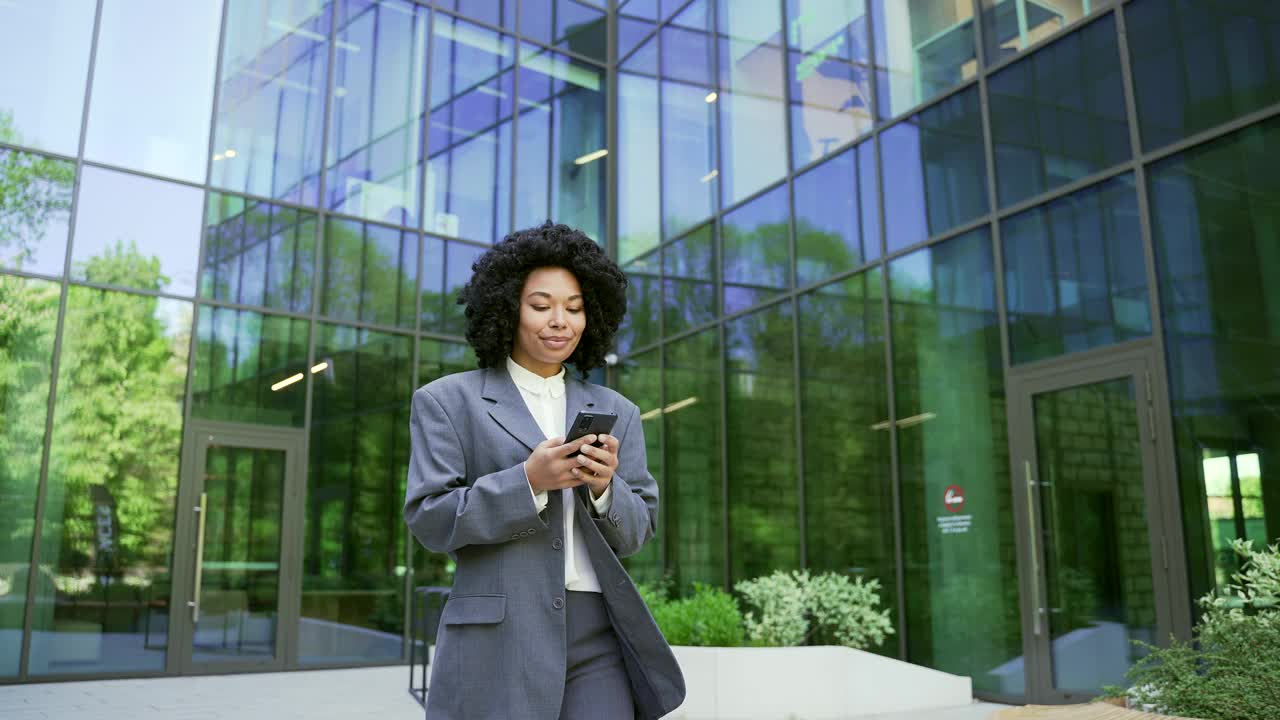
[0,0,1277,706]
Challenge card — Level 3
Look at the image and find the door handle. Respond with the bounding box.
[1025,460,1042,637]
[191,492,208,623]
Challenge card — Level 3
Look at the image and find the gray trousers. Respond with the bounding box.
[560,591,635,719]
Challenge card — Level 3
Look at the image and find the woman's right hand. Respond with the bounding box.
[525,435,596,493]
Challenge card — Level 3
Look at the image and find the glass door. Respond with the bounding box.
[168,421,305,674]
[1009,349,1176,703]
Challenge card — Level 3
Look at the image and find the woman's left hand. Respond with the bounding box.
[572,434,618,499]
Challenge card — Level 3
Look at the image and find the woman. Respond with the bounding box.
[404,222,686,720]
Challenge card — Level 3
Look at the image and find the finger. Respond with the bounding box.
[597,434,619,455]
[574,454,611,476]
[553,434,596,455]
[538,436,566,449]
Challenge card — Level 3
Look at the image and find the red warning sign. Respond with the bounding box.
[944,485,965,513]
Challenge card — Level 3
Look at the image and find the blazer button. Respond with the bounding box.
[553,597,564,610]
[552,538,563,551]
[511,533,519,540]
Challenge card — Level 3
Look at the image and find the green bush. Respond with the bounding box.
[638,582,746,647]
[734,570,894,650]
[1120,540,1280,720]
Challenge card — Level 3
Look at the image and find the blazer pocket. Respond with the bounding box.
[441,594,506,625]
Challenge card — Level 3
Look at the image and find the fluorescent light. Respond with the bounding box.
[663,397,698,414]
[224,149,237,158]
[271,373,304,391]
[310,361,329,374]
[475,85,508,99]
[705,91,718,103]
[870,412,936,430]
[212,153,224,161]
[639,408,662,421]
[574,149,608,166]
[699,169,718,183]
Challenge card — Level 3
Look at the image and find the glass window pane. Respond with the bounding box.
[786,0,873,167]
[191,306,310,427]
[84,0,222,183]
[0,275,60,678]
[661,79,718,240]
[419,235,446,332]
[213,1,332,205]
[794,142,878,286]
[427,16,515,241]
[989,14,1130,208]
[515,46,607,242]
[302,324,414,663]
[890,227,1024,695]
[722,183,790,315]
[619,73,661,264]
[0,148,74,277]
[661,2,714,88]
[617,350,664,585]
[1003,174,1150,364]
[202,193,318,313]
[1149,116,1280,609]
[871,0,978,120]
[1127,0,1280,152]
[0,0,95,156]
[718,0,787,206]
[520,0,608,62]
[664,223,717,336]
[727,302,799,583]
[327,0,428,225]
[881,86,988,253]
[70,166,204,296]
[664,328,723,591]
[619,252,661,355]
[442,240,487,335]
[980,0,1097,65]
[32,287,191,675]
[435,0,517,30]
[321,218,418,328]
[799,269,896,654]
[619,15,659,68]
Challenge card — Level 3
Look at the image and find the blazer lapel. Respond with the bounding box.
[482,366,547,452]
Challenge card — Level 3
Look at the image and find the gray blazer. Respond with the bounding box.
[404,366,686,720]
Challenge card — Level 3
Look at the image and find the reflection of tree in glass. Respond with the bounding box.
[42,242,188,620]
[0,112,75,269]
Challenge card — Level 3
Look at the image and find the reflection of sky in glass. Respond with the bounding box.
[327,0,427,225]
[84,0,222,183]
[661,81,716,239]
[722,184,790,315]
[520,0,608,61]
[515,45,607,240]
[794,146,860,285]
[71,166,204,295]
[618,73,660,263]
[213,1,331,206]
[0,0,94,156]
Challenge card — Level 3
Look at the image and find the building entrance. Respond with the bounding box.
[1006,345,1186,703]
[167,421,306,675]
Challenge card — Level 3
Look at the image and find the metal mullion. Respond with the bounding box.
[77,158,215,193]
[404,5,435,662]
[874,75,981,133]
[0,267,69,285]
[862,0,906,663]
[994,162,1134,221]
[1136,100,1280,167]
[0,141,77,163]
[606,0,618,260]
[1113,1,1193,644]
[20,0,105,683]
[706,0,732,592]
[509,1,521,236]
[771,0,805,570]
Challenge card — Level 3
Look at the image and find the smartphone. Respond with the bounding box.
[564,411,618,457]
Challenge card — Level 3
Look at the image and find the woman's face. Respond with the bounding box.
[511,266,586,376]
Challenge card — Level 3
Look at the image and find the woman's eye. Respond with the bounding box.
[532,305,550,311]
[568,307,583,313]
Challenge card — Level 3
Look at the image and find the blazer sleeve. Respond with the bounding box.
[591,401,658,558]
[403,387,544,554]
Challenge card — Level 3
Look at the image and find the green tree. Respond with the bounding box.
[0,112,75,270]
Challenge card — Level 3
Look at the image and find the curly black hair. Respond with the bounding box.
[458,221,627,376]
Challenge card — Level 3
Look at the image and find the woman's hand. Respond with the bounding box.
[525,435,597,493]
[572,435,619,499]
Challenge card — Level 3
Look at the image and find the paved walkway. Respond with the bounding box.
[0,665,1010,719]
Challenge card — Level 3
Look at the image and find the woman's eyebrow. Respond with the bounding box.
[525,291,583,301]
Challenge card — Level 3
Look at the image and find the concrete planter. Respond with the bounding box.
[667,645,973,720]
